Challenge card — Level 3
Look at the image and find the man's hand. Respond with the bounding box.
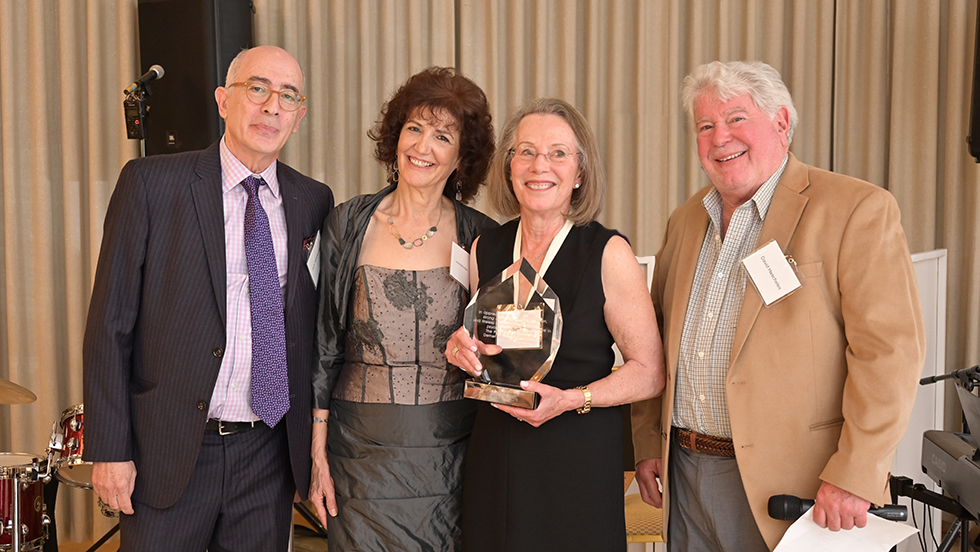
[92,461,137,515]
[635,457,664,508]
[811,481,870,531]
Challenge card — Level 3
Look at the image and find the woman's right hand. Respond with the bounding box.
[310,408,337,527]
[310,453,338,527]
[445,326,501,378]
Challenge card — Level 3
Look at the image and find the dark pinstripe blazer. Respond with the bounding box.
[83,141,333,508]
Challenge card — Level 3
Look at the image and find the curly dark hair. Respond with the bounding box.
[368,67,494,204]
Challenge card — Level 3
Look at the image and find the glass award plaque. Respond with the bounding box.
[462,258,562,409]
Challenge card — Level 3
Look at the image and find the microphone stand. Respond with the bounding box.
[920,365,980,392]
[889,475,977,552]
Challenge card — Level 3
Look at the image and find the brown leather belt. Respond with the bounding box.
[674,427,735,457]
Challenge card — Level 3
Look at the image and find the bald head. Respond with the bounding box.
[226,46,305,93]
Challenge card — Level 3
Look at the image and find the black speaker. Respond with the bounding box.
[137,0,254,156]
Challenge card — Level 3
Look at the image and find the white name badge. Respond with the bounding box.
[741,240,801,306]
[450,241,470,289]
[495,308,544,349]
[306,231,321,288]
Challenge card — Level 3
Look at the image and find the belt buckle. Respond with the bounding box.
[217,421,233,436]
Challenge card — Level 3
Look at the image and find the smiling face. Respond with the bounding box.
[215,46,306,173]
[395,107,461,193]
[694,92,790,204]
[509,113,581,219]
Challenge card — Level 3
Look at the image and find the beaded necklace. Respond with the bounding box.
[387,205,443,249]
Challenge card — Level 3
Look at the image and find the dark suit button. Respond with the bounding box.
[198,401,206,411]
[212,348,223,358]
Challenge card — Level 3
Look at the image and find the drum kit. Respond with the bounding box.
[2,376,103,551]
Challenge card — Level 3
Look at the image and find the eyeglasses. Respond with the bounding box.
[228,82,306,112]
[509,146,580,166]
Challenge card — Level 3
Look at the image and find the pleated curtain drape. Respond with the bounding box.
[1,0,978,544]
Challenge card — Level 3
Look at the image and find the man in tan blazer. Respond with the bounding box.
[631,61,925,551]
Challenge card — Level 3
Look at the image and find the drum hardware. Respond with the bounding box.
[2,376,48,551]
[82,523,120,552]
[4,400,149,551]
[46,404,93,490]
[43,403,121,552]
[1,453,52,552]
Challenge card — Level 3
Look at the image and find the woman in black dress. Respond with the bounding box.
[445,98,666,551]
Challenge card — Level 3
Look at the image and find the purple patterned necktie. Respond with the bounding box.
[242,176,289,427]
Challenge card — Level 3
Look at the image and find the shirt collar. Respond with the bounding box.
[702,153,788,224]
[219,136,280,197]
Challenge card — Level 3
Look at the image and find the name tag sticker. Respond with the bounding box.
[741,240,801,306]
[450,242,469,289]
[306,231,321,288]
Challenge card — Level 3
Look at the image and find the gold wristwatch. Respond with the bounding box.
[575,385,592,414]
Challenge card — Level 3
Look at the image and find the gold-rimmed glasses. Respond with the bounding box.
[227,82,306,112]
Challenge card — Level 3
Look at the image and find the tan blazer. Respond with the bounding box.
[631,153,926,549]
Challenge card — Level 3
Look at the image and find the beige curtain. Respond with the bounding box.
[0,0,140,542]
[1,0,977,544]
[254,0,456,201]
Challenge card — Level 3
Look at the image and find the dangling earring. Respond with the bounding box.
[455,180,463,202]
[392,167,399,183]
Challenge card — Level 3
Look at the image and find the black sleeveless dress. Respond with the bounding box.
[461,220,626,552]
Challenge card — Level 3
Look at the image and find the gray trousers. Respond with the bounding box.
[667,442,769,552]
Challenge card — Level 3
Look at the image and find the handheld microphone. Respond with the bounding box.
[768,494,908,522]
[124,64,165,94]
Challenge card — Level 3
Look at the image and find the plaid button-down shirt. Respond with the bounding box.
[672,155,787,438]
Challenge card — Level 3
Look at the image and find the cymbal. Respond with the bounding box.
[0,377,36,404]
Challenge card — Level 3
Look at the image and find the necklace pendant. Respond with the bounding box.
[386,212,441,250]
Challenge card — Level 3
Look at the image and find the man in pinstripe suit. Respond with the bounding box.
[83,46,333,551]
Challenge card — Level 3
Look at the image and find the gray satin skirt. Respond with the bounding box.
[327,399,477,552]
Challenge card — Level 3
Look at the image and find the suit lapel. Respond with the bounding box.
[667,193,710,370]
[191,143,227,324]
[728,154,809,371]
[278,166,303,312]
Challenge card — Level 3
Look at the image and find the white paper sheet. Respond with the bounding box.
[773,509,919,552]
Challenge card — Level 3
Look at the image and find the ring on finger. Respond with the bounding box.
[452,346,459,358]
[97,497,120,518]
